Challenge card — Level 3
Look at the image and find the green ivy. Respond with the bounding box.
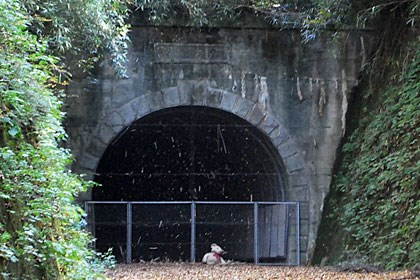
[0,0,115,278]
[332,47,420,270]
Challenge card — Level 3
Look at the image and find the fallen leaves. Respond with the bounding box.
[106,263,418,280]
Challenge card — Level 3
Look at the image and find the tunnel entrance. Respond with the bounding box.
[91,106,288,262]
[94,106,286,201]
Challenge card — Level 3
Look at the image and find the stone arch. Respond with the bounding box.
[72,80,311,265]
[76,82,310,205]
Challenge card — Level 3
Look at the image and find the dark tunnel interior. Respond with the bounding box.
[91,106,288,262]
[93,106,285,201]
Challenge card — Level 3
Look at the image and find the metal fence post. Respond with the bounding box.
[85,202,96,247]
[84,201,89,231]
[254,202,259,265]
[126,202,132,264]
[84,201,88,217]
[191,201,196,263]
[296,202,300,266]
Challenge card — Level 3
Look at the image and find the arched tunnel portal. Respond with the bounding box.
[91,106,290,262]
[93,106,286,201]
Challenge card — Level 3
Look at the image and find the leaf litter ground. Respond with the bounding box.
[106,263,418,280]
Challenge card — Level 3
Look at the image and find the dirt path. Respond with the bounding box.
[106,263,417,280]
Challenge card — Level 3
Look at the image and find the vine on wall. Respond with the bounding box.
[331,48,420,269]
[309,0,420,270]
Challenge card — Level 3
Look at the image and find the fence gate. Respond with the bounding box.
[85,201,300,265]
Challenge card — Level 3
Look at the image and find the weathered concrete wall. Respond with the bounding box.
[64,24,372,263]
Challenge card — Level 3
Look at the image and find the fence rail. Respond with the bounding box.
[85,201,300,265]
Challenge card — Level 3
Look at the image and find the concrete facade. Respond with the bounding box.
[64,24,372,263]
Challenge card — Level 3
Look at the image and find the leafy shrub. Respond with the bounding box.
[332,47,419,270]
[0,0,117,278]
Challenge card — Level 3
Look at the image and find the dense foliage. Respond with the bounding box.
[0,0,418,277]
[21,0,131,76]
[133,0,314,27]
[0,0,129,278]
[333,48,419,270]
[313,0,419,270]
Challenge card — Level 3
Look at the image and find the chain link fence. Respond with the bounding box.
[85,201,300,265]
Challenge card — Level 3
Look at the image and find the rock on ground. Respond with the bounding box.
[106,263,417,280]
